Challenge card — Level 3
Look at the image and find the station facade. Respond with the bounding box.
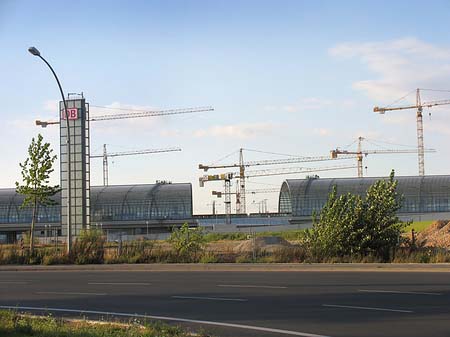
[2,175,450,243]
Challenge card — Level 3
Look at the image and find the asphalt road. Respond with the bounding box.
[1,269,449,337]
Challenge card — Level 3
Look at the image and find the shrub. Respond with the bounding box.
[70,229,105,264]
[169,223,206,262]
[304,170,406,261]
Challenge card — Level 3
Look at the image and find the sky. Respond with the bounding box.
[1,0,450,214]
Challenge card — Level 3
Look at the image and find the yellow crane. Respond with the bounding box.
[374,88,449,175]
[330,136,436,177]
[200,164,356,223]
[199,148,356,215]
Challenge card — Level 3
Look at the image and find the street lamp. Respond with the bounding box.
[28,46,73,254]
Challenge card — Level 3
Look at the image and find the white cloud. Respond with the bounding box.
[160,129,182,137]
[330,37,450,102]
[43,99,59,112]
[313,128,331,136]
[193,122,277,139]
[426,123,450,136]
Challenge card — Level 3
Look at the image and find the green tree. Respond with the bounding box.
[305,170,405,261]
[16,134,60,254]
[169,223,206,262]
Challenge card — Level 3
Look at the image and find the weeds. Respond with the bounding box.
[0,310,199,337]
[1,231,449,265]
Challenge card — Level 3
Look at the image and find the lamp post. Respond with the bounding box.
[28,47,72,254]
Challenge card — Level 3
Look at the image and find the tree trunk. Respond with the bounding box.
[30,197,38,254]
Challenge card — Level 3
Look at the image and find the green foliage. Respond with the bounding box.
[0,310,196,337]
[304,170,406,261]
[71,229,105,264]
[15,134,59,254]
[169,223,206,262]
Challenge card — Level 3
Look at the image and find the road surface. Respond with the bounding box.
[0,268,449,337]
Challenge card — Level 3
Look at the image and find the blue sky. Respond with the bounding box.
[1,0,450,213]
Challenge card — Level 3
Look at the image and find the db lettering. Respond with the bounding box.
[61,108,78,120]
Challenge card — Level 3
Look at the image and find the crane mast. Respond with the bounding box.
[416,89,425,176]
[200,164,356,221]
[236,148,246,214]
[199,149,356,216]
[374,88,449,176]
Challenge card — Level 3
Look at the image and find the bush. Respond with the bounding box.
[70,229,105,264]
[169,223,206,262]
[303,170,406,261]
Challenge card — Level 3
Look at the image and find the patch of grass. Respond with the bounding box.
[203,229,305,242]
[404,220,434,233]
[203,232,248,242]
[0,310,200,337]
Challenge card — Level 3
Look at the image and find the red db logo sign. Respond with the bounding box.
[61,108,78,120]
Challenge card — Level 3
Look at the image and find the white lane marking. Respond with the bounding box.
[323,304,413,313]
[218,284,287,289]
[88,282,151,286]
[172,295,248,302]
[36,291,107,296]
[0,305,330,337]
[0,281,28,284]
[358,289,442,296]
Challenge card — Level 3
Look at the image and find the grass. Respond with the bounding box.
[404,220,434,233]
[0,310,198,337]
[203,229,305,242]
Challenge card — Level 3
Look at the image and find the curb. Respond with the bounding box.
[1,263,450,272]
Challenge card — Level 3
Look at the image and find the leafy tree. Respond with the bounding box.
[169,223,206,262]
[16,134,60,254]
[304,170,406,261]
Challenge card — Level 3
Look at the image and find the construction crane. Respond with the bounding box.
[211,187,279,198]
[200,164,356,223]
[199,148,356,214]
[330,136,436,177]
[91,144,182,186]
[35,106,214,126]
[36,105,210,183]
[374,89,449,176]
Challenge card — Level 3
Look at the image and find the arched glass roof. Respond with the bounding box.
[279,175,450,216]
[0,182,192,224]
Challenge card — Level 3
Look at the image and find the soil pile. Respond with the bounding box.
[233,236,291,253]
[416,220,450,248]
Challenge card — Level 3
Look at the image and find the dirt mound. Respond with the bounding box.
[416,220,450,248]
[233,236,291,253]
